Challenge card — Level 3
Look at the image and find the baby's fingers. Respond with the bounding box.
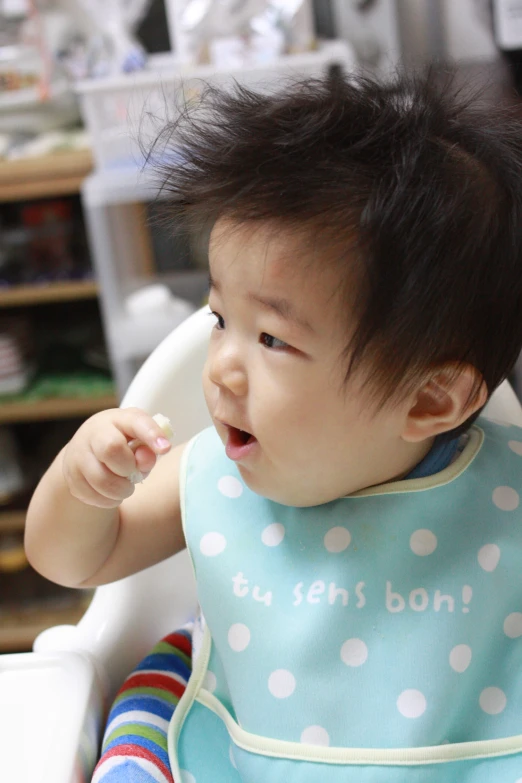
[119,408,172,455]
[91,427,137,477]
[90,408,172,479]
[134,444,156,475]
[83,452,135,503]
[66,456,133,508]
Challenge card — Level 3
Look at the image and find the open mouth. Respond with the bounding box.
[229,426,256,447]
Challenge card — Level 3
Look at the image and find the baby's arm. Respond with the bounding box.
[25,408,187,588]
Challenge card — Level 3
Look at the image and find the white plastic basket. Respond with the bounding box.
[76,41,356,171]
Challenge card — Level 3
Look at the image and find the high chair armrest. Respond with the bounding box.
[0,650,102,783]
[34,549,198,701]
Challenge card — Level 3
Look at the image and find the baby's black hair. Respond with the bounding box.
[151,70,522,427]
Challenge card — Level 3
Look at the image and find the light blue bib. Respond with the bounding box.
[168,418,522,782]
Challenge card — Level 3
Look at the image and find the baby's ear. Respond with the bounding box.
[401,364,487,443]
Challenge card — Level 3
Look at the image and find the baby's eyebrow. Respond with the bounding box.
[248,292,314,333]
[209,272,314,333]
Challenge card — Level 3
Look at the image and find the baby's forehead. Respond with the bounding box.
[210,218,352,326]
[210,216,348,279]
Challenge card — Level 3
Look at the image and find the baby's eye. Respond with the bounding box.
[260,332,288,349]
[210,311,225,330]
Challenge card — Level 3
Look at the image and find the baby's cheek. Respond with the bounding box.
[201,371,216,409]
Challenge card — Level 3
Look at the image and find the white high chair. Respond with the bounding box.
[2,305,522,783]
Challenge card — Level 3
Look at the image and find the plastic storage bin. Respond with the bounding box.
[76,41,356,171]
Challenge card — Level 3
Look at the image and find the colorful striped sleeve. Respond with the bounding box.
[91,629,192,783]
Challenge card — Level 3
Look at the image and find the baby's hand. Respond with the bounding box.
[62,408,172,509]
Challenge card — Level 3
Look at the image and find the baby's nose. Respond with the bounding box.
[207,348,248,397]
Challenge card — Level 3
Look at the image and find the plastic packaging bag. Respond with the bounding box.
[58,0,152,77]
[168,0,316,66]
[64,0,150,76]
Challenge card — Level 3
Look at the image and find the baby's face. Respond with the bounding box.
[203,219,420,506]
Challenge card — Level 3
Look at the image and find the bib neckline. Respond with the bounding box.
[347,424,484,500]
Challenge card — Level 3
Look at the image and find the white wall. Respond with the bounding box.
[333,1,498,71]
[331,0,402,75]
[442,0,497,62]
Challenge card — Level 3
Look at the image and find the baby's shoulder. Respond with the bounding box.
[476,416,522,454]
[472,416,522,492]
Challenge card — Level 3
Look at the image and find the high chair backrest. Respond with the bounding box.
[34,306,522,698]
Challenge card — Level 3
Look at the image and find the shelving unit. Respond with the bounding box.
[0,148,117,431]
[0,510,25,534]
[0,147,111,652]
[0,149,93,203]
[0,279,98,308]
[0,393,117,425]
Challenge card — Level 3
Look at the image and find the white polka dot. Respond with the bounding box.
[449,644,472,673]
[480,687,507,715]
[410,529,438,556]
[200,532,227,557]
[493,486,519,511]
[340,638,368,667]
[261,523,285,547]
[515,778,522,783]
[397,689,427,719]
[203,671,217,692]
[508,440,522,457]
[504,612,522,638]
[300,725,330,746]
[229,744,237,769]
[228,623,251,652]
[324,526,351,553]
[180,772,196,783]
[268,669,296,699]
[218,475,243,498]
[478,543,501,572]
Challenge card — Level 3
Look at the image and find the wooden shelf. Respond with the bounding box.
[0,596,91,652]
[0,279,98,308]
[0,510,25,534]
[0,393,118,424]
[0,148,107,654]
[0,148,93,203]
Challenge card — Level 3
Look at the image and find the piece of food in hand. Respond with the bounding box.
[129,413,174,484]
[151,413,174,443]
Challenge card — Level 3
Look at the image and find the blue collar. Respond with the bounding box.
[405,435,460,480]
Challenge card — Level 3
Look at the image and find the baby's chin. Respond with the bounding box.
[236,463,337,508]
[234,463,288,505]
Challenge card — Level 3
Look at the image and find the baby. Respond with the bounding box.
[26,70,522,782]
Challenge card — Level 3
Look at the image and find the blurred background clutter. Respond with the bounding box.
[0,0,521,653]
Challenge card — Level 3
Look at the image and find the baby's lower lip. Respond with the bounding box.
[225,426,258,461]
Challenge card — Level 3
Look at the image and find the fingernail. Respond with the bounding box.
[155,436,171,449]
